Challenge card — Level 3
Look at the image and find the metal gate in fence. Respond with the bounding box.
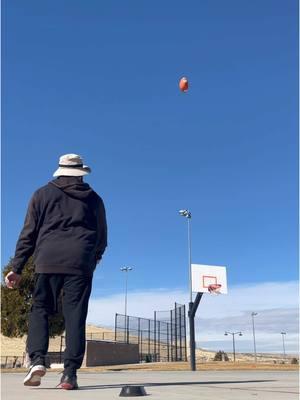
[115,303,187,362]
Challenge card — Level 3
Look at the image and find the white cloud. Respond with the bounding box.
[87,281,299,354]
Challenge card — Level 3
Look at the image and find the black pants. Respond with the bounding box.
[27,273,92,374]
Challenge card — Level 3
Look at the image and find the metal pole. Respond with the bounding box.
[121,267,132,342]
[187,217,192,303]
[125,271,128,317]
[138,318,140,351]
[175,303,178,361]
[170,309,173,361]
[126,315,129,344]
[123,272,127,343]
[281,332,286,360]
[225,331,242,362]
[148,319,150,357]
[186,212,194,368]
[140,330,143,361]
[189,302,196,370]
[188,292,203,370]
[179,304,183,361]
[179,210,196,370]
[60,336,63,363]
[187,215,195,368]
[183,304,187,362]
[154,311,156,362]
[232,333,236,362]
[167,323,170,362]
[158,321,160,361]
[251,312,257,363]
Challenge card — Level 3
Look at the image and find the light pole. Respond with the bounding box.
[224,331,243,362]
[120,267,132,317]
[281,332,286,361]
[251,312,258,363]
[179,209,198,370]
[179,209,192,302]
[120,266,133,343]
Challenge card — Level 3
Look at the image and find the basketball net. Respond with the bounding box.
[208,283,222,295]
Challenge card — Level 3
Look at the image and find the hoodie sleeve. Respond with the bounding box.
[95,199,107,261]
[11,192,41,274]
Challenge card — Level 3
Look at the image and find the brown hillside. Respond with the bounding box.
[1,325,114,356]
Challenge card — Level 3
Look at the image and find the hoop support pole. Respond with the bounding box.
[188,292,203,371]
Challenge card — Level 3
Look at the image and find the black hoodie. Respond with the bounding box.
[11,176,107,276]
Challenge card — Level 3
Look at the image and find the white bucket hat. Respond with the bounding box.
[53,154,91,177]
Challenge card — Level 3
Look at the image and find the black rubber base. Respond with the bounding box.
[119,385,147,397]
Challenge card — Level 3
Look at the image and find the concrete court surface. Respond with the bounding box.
[2,369,299,400]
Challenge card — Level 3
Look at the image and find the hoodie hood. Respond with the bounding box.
[50,176,94,200]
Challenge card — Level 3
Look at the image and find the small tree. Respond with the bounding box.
[291,358,299,365]
[1,257,65,338]
[214,351,229,361]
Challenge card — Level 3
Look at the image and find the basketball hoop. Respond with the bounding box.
[208,283,222,295]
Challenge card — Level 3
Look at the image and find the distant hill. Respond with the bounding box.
[1,325,114,356]
[194,348,295,363]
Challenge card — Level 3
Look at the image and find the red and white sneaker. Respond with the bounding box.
[58,373,78,390]
[23,364,46,386]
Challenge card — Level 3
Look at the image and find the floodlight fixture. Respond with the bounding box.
[179,209,192,218]
[120,266,132,272]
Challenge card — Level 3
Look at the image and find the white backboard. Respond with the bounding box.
[191,264,228,294]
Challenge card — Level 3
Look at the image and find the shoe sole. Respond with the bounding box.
[59,382,78,390]
[24,366,46,386]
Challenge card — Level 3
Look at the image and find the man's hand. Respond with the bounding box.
[5,271,22,289]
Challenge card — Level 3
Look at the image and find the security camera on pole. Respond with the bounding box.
[179,209,228,371]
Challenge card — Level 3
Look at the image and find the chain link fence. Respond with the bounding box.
[2,305,186,367]
[1,356,25,368]
[115,303,187,362]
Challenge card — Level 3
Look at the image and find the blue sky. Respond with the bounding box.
[2,1,299,352]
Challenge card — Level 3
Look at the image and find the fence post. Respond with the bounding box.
[167,323,170,362]
[175,303,178,361]
[148,319,150,357]
[154,311,156,361]
[158,321,160,362]
[126,316,130,344]
[183,304,187,361]
[179,304,182,361]
[170,308,174,361]
[59,336,63,363]
[115,314,117,342]
[138,318,140,348]
[140,330,143,362]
